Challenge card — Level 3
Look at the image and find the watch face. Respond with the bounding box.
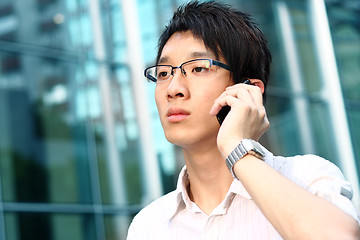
[252,141,266,157]
[242,139,265,157]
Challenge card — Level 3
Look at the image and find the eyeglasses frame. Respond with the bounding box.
[144,58,231,83]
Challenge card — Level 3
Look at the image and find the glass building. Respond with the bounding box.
[0,0,358,239]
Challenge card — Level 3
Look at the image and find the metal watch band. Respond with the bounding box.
[225,139,266,179]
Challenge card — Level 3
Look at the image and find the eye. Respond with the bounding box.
[155,66,172,81]
[157,71,170,79]
[192,66,210,74]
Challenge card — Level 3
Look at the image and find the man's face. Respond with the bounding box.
[155,31,232,148]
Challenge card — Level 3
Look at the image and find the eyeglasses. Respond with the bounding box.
[144,58,230,83]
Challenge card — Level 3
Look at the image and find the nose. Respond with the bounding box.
[166,68,189,100]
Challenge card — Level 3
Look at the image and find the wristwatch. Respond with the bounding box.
[226,139,266,179]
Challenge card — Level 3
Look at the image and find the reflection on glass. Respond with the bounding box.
[5,213,96,240]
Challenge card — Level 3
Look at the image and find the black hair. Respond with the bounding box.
[156,0,271,98]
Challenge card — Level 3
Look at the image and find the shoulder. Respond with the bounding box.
[127,190,179,240]
[271,154,345,186]
[270,154,359,223]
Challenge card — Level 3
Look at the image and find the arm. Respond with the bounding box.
[233,154,360,240]
[211,81,360,240]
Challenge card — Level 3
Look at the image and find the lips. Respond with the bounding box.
[166,107,190,122]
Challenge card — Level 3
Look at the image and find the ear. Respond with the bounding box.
[248,79,265,94]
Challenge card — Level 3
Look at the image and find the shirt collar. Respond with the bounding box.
[167,147,274,219]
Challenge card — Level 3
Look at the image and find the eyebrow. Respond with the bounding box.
[158,56,169,64]
[190,51,214,59]
[158,51,215,65]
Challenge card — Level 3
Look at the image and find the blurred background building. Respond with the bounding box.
[0,0,358,239]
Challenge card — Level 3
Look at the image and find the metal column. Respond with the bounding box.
[275,1,316,154]
[309,0,360,209]
[88,0,128,238]
[119,0,163,203]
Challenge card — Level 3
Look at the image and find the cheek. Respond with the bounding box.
[202,87,225,106]
[203,74,232,101]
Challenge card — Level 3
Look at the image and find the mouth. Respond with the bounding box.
[166,107,190,122]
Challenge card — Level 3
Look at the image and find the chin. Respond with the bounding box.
[163,126,218,148]
[164,132,191,147]
[160,115,220,146]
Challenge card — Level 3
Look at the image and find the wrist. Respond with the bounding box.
[225,139,266,179]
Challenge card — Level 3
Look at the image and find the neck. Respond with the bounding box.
[182,140,233,215]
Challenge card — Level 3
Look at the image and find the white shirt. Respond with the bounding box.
[127,150,359,240]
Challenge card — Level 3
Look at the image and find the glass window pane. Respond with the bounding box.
[0,55,93,204]
[104,215,132,240]
[4,213,96,240]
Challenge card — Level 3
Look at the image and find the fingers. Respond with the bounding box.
[210,83,263,116]
[209,94,240,116]
[226,83,263,106]
[214,82,269,154]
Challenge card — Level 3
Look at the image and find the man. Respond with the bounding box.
[127,1,360,239]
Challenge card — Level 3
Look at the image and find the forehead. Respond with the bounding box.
[159,31,216,64]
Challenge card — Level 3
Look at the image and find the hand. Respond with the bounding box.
[209,80,269,158]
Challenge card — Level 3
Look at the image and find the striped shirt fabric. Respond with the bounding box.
[127,150,359,240]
